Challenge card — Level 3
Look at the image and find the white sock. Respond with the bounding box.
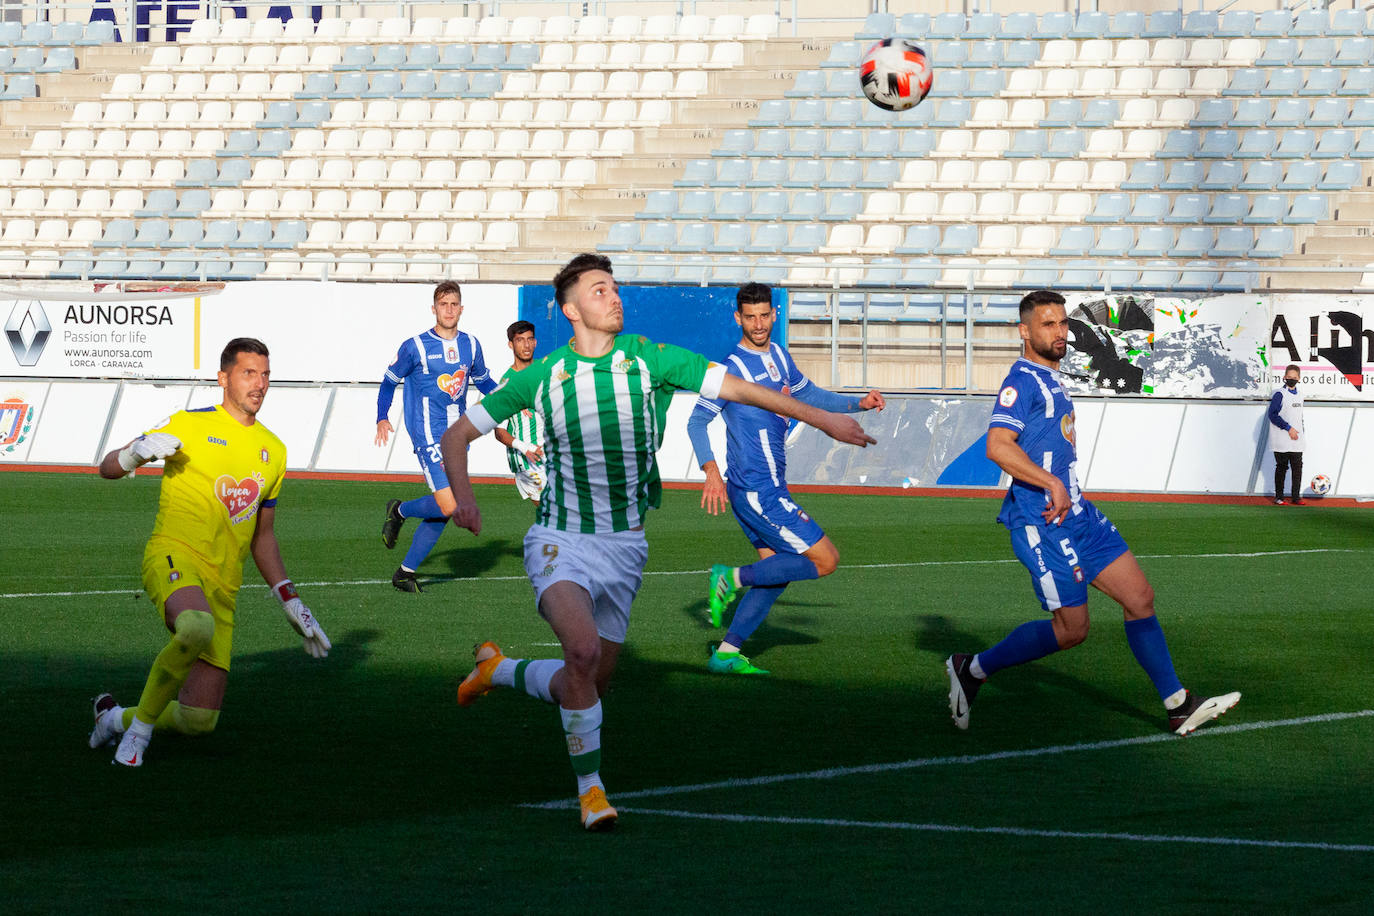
[110,705,127,733]
[576,772,604,795]
[717,641,740,655]
[127,715,155,739]
[1164,688,1188,710]
[522,659,562,703]
[491,658,518,688]
[969,655,987,680]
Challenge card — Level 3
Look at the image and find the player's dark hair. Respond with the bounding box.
[433,280,462,303]
[736,282,772,311]
[220,337,269,371]
[553,253,613,305]
[1018,289,1067,322]
[507,320,536,341]
[1284,363,1301,375]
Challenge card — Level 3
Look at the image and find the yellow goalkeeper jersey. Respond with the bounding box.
[143,405,287,591]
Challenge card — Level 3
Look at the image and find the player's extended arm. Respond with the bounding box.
[251,505,330,658]
[375,374,401,446]
[718,374,875,447]
[98,433,182,479]
[685,400,728,514]
[986,427,1071,525]
[440,416,484,535]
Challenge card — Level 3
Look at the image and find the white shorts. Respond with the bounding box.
[522,523,647,644]
[514,465,546,502]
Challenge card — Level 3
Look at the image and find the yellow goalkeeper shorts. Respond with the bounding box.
[141,537,237,672]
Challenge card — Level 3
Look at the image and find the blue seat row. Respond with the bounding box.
[0,20,115,46]
[52,256,268,282]
[92,218,307,251]
[1224,66,1374,96]
[255,100,333,130]
[635,189,864,222]
[788,67,1003,100]
[333,42,537,71]
[1122,159,1361,193]
[1160,127,1374,159]
[295,70,499,100]
[1079,192,1329,227]
[1253,35,1374,67]
[0,47,77,73]
[675,157,899,190]
[0,74,38,100]
[1050,225,1297,259]
[855,8,1374,41]
[1191,97,1374,129]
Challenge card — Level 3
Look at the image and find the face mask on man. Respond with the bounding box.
[1285,378,1298,388]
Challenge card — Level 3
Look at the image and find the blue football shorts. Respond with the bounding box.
[414,442,449,492]
[727,482,826,555]
[1007,500,1129,611]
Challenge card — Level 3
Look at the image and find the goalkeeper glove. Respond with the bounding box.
[273,580,331,659]
[117,433,182,473]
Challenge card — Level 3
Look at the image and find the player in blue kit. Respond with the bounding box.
[375,281,497,592]
[945,290,1241,735]
[687,283,884,674]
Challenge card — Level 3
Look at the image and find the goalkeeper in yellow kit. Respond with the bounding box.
[88,337,330,767]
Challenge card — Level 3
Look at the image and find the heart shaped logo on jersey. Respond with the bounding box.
[437,370,466,398]
[215,474,261,519]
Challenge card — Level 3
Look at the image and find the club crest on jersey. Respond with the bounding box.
[555,369,572,382]
[999,386,1018,407]
[214,472,266,524]
[762,356,782,383]
[614,358,636,374]
[445,345,458,362]
[168,570,181,584]
[1072,565,1084,583]
[260,448,270,463]
[437,370,466,398]
[1060,413,1076,446]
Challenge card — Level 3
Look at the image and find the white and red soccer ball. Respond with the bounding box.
[859,38,934,112]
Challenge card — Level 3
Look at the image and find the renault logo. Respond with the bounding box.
[4,300,51,367]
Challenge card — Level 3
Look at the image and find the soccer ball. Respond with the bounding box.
[1310,474,1331,496]
[859,38,934,112]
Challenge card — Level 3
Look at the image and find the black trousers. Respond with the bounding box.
[1274,451,1303,501]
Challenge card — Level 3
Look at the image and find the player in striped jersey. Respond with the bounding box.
[687,283,885,675]
[490,320,546,502]
[440,254,874,830]
[375,281,497,593]
[945,291,1240,737]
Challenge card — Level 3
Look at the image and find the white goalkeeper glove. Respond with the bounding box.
[273,580,331,659]
[117,432,182,473]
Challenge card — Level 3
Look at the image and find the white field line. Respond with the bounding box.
[612,808,1374,854]
[521,709,1374,810]
[0,548,1356,601]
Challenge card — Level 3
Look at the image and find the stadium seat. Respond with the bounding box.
[1287,195,1330,224]
[1201,161,1244,190]
[1166,194,1208,224]
[1244,194,1288,225]
[1085,193,1130,224]
[1240,161,1283,190]
[1204,194,1249,225]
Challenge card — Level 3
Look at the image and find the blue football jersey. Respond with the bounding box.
[988,358,1087,528]
[377,329,497,447]
[693,341,810,491]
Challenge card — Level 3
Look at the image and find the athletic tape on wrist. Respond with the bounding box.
[272,580,299,604]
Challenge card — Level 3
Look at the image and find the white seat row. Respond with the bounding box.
[0,189,145,218]
[195,188,559,221]
[187,13,776,45]
[73,100,272,130]
[858,190,1098,224]
[967,97,1198,128]
[1036,37,1259,68]
[894,158,1130,191]
[325,98,671,130]
[283,127,634,159]
[1002,65,1233,97]
[27,128,231,158]
[530,40,744,71]
[0,217,104,247]
[243,156,598,190]
[266,252,480,282]
[0,158,184,189]
[145,43,346,73]
[104,71,306,101]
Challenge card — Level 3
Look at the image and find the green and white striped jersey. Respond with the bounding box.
[497,365,545,474]
[470,335,724,533]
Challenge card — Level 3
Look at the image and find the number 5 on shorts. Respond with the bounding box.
[1058,538,1079,565]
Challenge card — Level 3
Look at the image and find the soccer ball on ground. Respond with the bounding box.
[1310,474,1332,496]
[859,38,933,112]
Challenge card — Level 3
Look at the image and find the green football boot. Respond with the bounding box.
[707,564,737,628]
[707,646,770,676]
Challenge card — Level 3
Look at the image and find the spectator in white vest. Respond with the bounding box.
[1267,364,1305,506]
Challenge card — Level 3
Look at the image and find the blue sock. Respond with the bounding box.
[1124,616,1184,702]
[400,494,443,520]
[402,519,446,571]
[977,619,1061,677]
[724,585,786,646]
[738,553,818,588]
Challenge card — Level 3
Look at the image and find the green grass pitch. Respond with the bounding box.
[2,472,1372,914]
